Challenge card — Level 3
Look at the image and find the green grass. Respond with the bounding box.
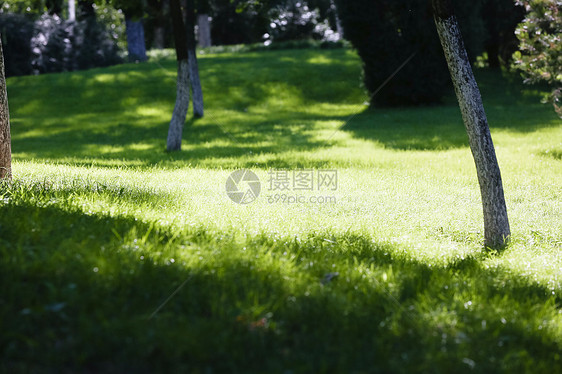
[1,48,561,373]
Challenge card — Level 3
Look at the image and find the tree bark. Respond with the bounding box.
[0,38,12,180]
[188,49,204,117]
[432,0,510,248]
[68,0,76,21]
[167,0,190,151]
[125,17,148,62]
[197,14,211,47]
[185,0,203,117]
[149,0,169,49]
[167,59,190,151]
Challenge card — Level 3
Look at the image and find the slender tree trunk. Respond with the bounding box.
[167,59,190,151]
[153,26,165,50]
[185,0,203,117]
[0,38,11,180]
[197,14,211,47]
[125,17,148,62]
[150,0,169,49]
[188,49,203,117]
[330,0,343,40]
[167,0,190,151]
[432,0,510,248]
[68,0,76,21]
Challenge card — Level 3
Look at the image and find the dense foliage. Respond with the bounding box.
[0,3,122,76]
[512,0,561,116]
[334,0,486,106]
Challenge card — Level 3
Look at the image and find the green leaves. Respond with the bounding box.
[512,0,561,116]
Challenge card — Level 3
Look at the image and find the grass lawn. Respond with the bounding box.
[1,47,561,373]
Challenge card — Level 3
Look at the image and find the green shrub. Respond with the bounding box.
[0,11,122,76]
[0,13,34,76]
[512,0,561,117]
[334,0,486,106]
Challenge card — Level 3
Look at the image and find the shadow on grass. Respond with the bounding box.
[342,70,560,151]
[1,189,560,373]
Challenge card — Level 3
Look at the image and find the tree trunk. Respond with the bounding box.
[68,0,76,21]
[167,59,190,151]
[167,0,190,151]
[432,0,510,248]
[197,14,211,47]
[330,0,343,40]
[185,0,203,117]
[125,17,148,62]
[0,38,12,180]
[153,26,165,50]
[188,49,204,117]
[149,0,169,49]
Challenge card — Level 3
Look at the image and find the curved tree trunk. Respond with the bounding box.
[0,38,11,179]
[125,17,148,62]
[432,0,510,248]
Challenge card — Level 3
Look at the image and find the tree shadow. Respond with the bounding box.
[342,70,560,151]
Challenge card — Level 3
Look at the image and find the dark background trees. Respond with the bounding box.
[0,0,557,117]
[0,0,122,76]
[333,0,487,106]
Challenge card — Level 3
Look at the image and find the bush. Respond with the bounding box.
[334,0,486,106]
[512,0,561,117]
[30,14,74,74]
[0,13,34,76]
[264,0,338,44]
[0,11,122,77]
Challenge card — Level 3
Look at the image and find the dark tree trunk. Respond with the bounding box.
[185,0,204,117]
[197,14,211,47]
[153,26,165,50]
[188,49,203,117]
[167,0,190,151]
[0,38,12,180]
[148,0,169,49]
[432,0,510,248]
[125,17,148,62]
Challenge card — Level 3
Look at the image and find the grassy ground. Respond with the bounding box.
[1,48,561,373]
